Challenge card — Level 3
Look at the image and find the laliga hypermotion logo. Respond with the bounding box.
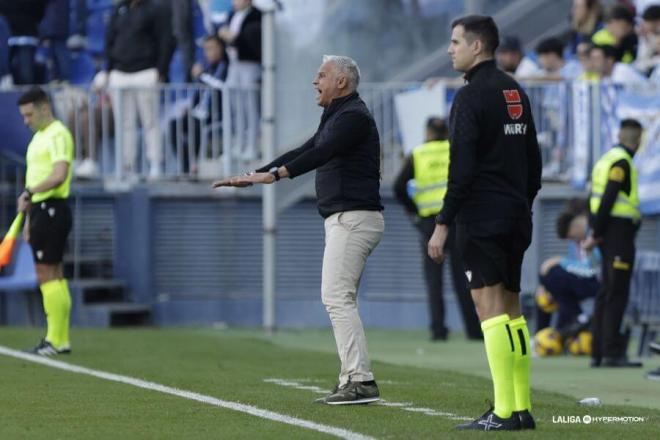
[503,89,523,120]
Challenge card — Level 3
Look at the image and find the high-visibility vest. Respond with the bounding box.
[589,146,640,220]
[411,140,450,217]
[592,29,634,64]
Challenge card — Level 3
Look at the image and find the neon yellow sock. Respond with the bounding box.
[40,280,63,347]
[481,314,515,419]
[58,279,72,348]
[509,315,532,411]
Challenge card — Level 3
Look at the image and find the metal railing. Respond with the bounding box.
[47,83,261,183]
[3,79,657,187]
[0,150,25,233]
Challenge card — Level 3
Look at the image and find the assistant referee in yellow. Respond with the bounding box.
[583,118,644,368]
[16,87,74,356]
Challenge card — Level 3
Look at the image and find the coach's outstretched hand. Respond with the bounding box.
[212,172,275,188]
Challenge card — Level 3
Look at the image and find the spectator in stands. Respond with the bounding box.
[168,0,195,83]
[104,0,172,180]
[0,0,47,85]
[39,0,71,83]
[535,37,583,80]
[589,44,646,84]
[70,71,115,179]
[592,4,638,63]
[577,41,594,69]
[169,35,229,176]
[563,0,604,56]
[67,0,88,51]
[495,36,541,78]
[198,0,233,34]
[635,5,660,77]
[218,0,261,160]
[0,14,11,87]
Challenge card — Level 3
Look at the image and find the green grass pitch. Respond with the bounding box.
[0,327,658,439]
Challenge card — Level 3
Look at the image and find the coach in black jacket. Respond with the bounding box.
[214,55,384,406]
[427,16,542,431]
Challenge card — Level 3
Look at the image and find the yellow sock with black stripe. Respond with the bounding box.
[481,314,515,419]
[58,279,72,348]
[40,280,64,347]
[509,315,532,411]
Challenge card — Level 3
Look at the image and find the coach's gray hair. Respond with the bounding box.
[322,55,361,91]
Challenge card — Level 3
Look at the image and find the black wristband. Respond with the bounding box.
[269,167,280,181]
[435,213,449,226]
[23,188,33,198]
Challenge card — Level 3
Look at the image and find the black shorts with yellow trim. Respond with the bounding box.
[456,217,532,293]
[28,198,72,264]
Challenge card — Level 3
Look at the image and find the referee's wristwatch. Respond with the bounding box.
[435,212,450,226]
[268,167,280,181]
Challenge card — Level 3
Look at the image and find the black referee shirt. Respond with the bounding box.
[436,60,542,227]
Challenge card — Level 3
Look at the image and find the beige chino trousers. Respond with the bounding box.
[108,68,161,172]
[322,210,384,386]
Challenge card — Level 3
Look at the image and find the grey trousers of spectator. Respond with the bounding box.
[322,210,384,386]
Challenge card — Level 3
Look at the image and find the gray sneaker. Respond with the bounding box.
[323,381,380,405]
[314,383,339,404]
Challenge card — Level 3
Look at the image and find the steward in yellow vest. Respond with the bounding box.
[393,117,481,341]
[583,118,643,368]
[411,139,450,217]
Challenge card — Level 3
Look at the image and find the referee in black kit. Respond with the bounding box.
[427,16,542,431]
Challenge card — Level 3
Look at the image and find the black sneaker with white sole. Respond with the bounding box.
[314,383,339,403]
[513,409,536,429]
[27,339,59,356]
[57,345,72,355]
[456,406,521,431]
[322,380,380,405]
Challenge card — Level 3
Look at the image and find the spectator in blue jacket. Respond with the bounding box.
[39,0,71,82]
[169,35,229,175]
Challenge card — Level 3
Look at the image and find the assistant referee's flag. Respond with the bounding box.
[0,213,25,268]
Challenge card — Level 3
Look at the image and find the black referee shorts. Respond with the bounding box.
[29,198,72,264]
[456,217,532,293]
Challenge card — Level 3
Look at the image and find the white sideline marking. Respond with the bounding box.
[264,378,472,421]
[0,346,376,440]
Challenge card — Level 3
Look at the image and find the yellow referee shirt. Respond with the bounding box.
[25,120,74,203]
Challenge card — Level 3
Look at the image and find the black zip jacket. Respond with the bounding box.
[257,92,383,218]
[227,7,262,63]
[436,60,542,226]
[105,0,172,78]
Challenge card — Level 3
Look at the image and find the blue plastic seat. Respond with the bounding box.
[0,240,37,291]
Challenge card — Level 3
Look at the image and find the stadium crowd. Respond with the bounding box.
[0,0,262,180]
[496,1,660,84]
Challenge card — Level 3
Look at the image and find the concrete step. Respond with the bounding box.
[69,278,125,304]
[72,301,152,327]
[63,255,113,279]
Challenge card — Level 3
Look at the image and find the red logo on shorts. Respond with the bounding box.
[503,89,523,120]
